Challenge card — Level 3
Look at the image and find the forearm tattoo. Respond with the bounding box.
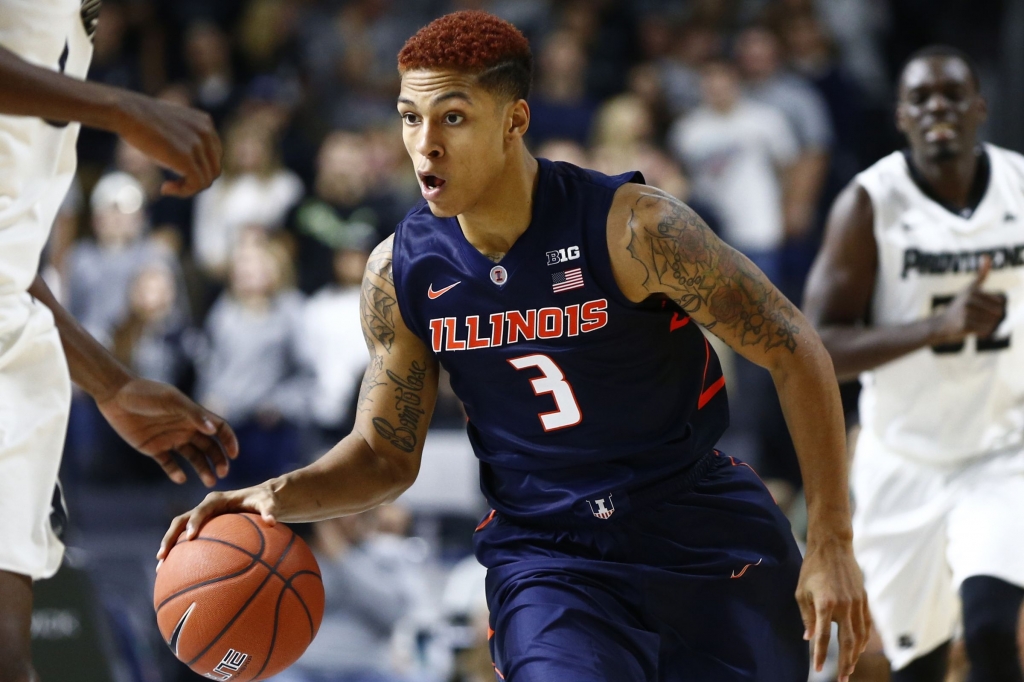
[627,192,800,353]
[357,238,431,453]
[372,360,428,453]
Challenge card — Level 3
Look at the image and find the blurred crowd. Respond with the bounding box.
[44,0,1008,680]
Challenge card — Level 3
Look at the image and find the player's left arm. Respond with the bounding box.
[606,183,869,680]
[27,274,238,486]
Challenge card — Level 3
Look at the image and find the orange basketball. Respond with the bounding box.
[154,513,325,681]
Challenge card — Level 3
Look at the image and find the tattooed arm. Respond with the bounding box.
[606,184,869,679]
[159,236,440,557]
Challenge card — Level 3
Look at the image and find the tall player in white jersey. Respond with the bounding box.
[0,1,239,679]
[805,46,1024,682]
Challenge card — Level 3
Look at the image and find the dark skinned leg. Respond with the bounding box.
[0,570,38,682]
[961,576,1024,682]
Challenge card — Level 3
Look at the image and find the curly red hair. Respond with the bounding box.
[398,11,533,101]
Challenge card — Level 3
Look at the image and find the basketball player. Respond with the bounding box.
[0,2,239,680]
[160,12,869,681]
[804,46,1024,681]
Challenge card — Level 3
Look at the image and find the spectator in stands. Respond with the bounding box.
[735,24,833,244]
[298,216,376,454]
[65,172,182,347]
[557,0,641,101]
[194,234,311,485]
[297,0,425,130]
[659,22,724,117]
[192,114,304,280]
[63,176,191,486]
[590,93,689,200]
[111,261,193,392]
[183,20,241,128]
[287,131,393,295]
[527,30,596,147]
[272,509,419,682]
[625,61,675,143]
[669,59,797,282]
[781,10,865,187]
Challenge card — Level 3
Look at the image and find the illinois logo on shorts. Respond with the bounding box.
[588,495,615,519]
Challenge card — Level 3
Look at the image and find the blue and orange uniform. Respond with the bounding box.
[393,159,807,681]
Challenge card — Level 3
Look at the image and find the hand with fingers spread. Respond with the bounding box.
[96,377,239,487]
[111,92,222,198]
[931,256,1007,344]
[156,484,279,565]
[796,535,871,682]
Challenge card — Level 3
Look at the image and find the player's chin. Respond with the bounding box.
[424,195,462,218]
[925,136,962,161]
[925,139,962,161]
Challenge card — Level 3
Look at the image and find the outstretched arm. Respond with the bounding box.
[804,181,1006,381]
[28,275,238,486]
[0,45,220,196]
[606,183,869,679]
[158,236,440,556]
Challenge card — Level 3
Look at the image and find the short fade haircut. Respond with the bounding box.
[899,44,981,91]
[397,10,533,102]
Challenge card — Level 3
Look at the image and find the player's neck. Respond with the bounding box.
[909,146,983,210]
[457,153,539,262]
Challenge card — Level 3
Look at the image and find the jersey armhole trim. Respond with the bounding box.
[389,223,428,349]
[583,173,655,310]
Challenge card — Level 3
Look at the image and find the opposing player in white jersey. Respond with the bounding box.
[805,45,1024,682]
[0,2,239,679]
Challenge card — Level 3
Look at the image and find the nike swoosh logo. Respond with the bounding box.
[730,558,762,579]
[168,602,196,655]
[428,281,461,299]
[669,313,690,332]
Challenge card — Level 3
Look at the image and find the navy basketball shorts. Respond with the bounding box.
[474,451,808,681]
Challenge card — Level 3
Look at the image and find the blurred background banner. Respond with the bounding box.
[35,0,1020,680]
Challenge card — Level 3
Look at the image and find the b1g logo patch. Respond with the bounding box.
[546,245,580,266]
[204,649,250,681]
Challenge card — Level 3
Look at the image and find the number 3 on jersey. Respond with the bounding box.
[508,354,582,431]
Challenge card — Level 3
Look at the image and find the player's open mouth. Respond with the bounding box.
[419,172,447,200]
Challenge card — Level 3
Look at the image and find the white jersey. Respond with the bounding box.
[857,143,1024,463]
[0,0,97,296]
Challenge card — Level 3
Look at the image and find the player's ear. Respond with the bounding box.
[507,99,530,141]
[894,101,909,135]
[975,94,988,124]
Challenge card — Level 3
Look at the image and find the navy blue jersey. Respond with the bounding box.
[392,159,728,519]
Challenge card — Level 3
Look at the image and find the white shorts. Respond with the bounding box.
[852,428,1024,670]
[0,293,71,580]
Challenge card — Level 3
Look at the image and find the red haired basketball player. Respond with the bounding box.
[162,12,868,681]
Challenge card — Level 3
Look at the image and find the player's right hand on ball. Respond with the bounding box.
[932,255,1006,343]
[156,485,280,565]
[112,91,222,198]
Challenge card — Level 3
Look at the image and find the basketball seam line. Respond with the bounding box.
[246,569,318,681]
[156,538,261,611]
[173,535,320,618]
[276,570,319,639]
[157,515,267,612]
[163,528,322,622]
[185,525,297,667]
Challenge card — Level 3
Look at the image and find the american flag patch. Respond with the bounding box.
[551,267,584,293]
